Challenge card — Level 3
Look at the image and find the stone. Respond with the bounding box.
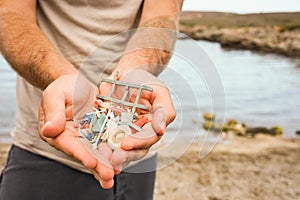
[232,123,247,136]
[226,119,238,127]
[246,127,277,136]
[271,125,283,135]
[203,112,215,121]
[203,121,210,130]
[202,121,222,133]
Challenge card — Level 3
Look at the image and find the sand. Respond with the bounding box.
[154,135,300,200]
[1,135,299,200]
[0,144,10,173]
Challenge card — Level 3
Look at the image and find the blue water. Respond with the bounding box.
[0,40,299,143]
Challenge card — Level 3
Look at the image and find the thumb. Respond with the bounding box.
[151,107,166,136]
[40,89,67,138]
[151,86,176,136]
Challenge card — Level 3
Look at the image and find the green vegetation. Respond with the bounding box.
[180,12,300,30]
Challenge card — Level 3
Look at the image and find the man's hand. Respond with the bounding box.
[100,69,176,171]
[38,74,115,189]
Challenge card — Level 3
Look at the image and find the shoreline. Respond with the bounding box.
[179,12,300,58]
[179,26,300,58]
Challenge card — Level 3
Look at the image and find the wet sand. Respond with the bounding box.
[1,135,299,199]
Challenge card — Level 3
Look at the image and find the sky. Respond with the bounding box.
[182,0,300,14]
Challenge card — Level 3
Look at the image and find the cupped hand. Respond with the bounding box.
[38,74,115,189]
[99,69,176,171]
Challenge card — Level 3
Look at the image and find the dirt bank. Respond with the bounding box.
[179,12,300,58]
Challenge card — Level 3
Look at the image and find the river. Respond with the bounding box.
[0,40,299,143]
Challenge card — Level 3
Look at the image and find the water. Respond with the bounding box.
[199,41,300,137]
[0,40,299,143]
[161,40,300,139]
[0,55,16,142]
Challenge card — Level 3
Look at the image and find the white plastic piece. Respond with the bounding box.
[107,125,131,150]
[106,120,117,132]
[109,111,115,120]
[121,112,131,123]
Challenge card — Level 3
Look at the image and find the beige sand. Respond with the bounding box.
[1,135,299,200]
[154,135,300,200]
[0,144,10,173]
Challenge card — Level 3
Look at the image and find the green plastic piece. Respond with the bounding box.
[92,113,106,133]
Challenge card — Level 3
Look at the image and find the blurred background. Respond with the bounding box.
[166,0,300,139]
[155,1,300,199]
[0,0,300,199]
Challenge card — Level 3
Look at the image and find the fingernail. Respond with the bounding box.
[41,121,50,135]
[122,142,134,150]
[160,120,166,130]
[158,120,166,135]
[43,121,51,127]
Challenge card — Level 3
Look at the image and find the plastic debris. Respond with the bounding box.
[76,72,153,150]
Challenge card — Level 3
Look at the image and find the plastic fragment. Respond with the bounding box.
[77,73,153,150]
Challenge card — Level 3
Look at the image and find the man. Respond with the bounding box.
[0,0,181,199]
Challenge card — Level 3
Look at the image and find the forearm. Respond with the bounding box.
[0,9,77,90]
[115,0,182,78]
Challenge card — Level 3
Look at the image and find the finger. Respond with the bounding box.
[151,107,166,136]
[97,143,120,175]
[97,142,113,158]
[99,81,114,97]
[47,127,115,185]
[94,155,115,182]
[40,89,67,138]
[99,179,114,189]
[38,104,46,137]
[46,124,99,170]
[111,148,148,171]
[121,124,160,150]
[110,149,126,172]
[90,169,114,189]
[151,85,176,126]
[90,143,115,181]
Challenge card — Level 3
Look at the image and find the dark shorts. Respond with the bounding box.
[0,145,156,200]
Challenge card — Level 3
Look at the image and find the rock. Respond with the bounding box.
[203,112,215,121]
[202,121,222,133]
[271,125,283,135]
[222,124,229,132]
[220,120,249,137]
[296,130,300,135]
[226,119,238,127]
[246,127,278,136]
[232,123,247,136]
[203,121,210,130]
[224,121,247,136]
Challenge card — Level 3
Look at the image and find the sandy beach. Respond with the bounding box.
[1,135,299,199]
[154,135,300,200]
